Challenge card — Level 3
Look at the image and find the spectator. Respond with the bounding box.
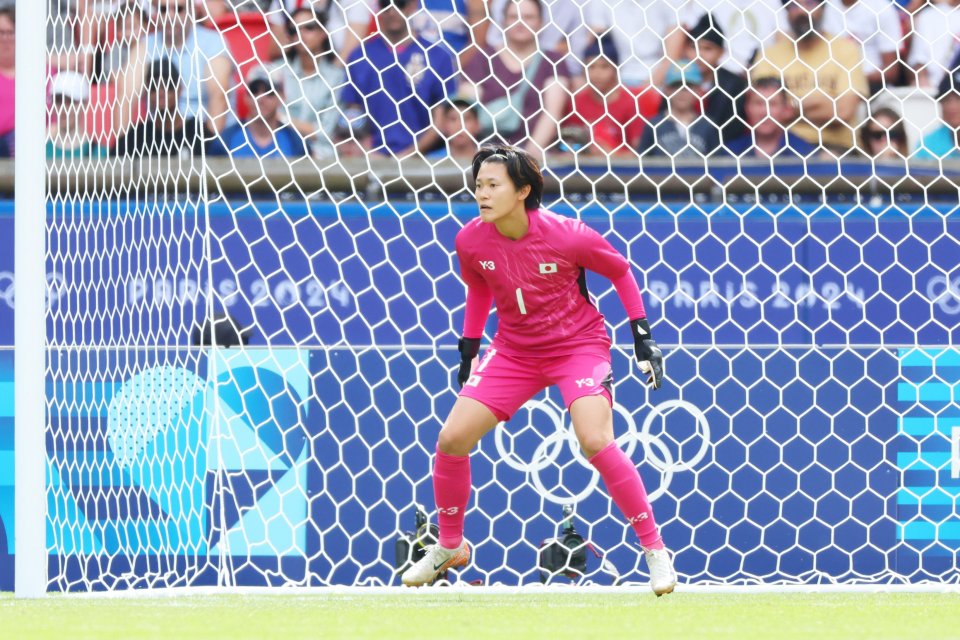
[907,0,960,92]
[687,13,748,145]
[341,0,456,157]
[48,0,89,73]
[670,0,786,76]
[470,0,592,67]
[118,0,234,135]
[858,106,909,159]
[270,5,344,159]
[0,130,11,158]
[114,58,206,157]
[429,98,483,158]
[267,0,375,65]
[822,0,902,92]
[416,0,470,52]
[561,34,656,156]
[752,0,868,153]
[725,77,817,159]
[92,0,147,83]
[46,71,108,160]
[0,7,13,147]
[914,70,960,160]
[462,0,571,157]
[208,66,310,158]
[637,62,720,158]
[582,0,677,87]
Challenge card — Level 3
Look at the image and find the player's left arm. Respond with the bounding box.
[574,222,663,389]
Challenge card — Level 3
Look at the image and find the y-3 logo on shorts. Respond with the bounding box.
[575,378,595,388]
[479,260,495,270]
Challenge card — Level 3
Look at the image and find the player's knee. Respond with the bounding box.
[578,433,614,460]
[437,426,473,457]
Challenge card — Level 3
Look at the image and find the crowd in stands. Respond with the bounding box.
[3,0,960,165]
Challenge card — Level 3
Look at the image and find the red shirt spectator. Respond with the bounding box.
[561,35,660,156]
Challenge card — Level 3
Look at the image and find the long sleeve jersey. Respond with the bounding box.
[455,207,647,355]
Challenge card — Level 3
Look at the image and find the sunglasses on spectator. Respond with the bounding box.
[298,22,323,32]
[0,29,13,38]
[867,129,904,141]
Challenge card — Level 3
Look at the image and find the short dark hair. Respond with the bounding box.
[0,6,14,25]
[472,144,543,211]
[446,98,479,116]
[689,13,725,49]
[752,76,783,92]
[144,57,181,91]
[503,0,543,21]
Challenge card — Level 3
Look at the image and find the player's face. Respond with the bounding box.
[475,162,529,223]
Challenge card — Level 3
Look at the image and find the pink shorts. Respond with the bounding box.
[458,346,613,422]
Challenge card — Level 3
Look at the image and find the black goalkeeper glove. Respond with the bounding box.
[630,318,663,390]
[457,337,481,388]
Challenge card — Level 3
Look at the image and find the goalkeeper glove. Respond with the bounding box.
[457,337,481,388]
[630,318,663,390]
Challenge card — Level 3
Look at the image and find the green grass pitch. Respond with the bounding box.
[1,592,958,639]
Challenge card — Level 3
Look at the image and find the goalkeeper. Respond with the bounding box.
[402,145,677,595]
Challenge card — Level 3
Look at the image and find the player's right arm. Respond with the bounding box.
[572,220,664,389]
[455,228,494,387]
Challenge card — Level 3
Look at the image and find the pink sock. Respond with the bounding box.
[589,441,664,550]
[433,444,471,549]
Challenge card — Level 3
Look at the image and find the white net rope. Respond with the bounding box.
[31,0,960,591]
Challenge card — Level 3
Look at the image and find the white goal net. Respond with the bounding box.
[4,0,959,591]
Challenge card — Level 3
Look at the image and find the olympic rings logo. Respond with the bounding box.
[928,276,960,315]
[493,399,711,505]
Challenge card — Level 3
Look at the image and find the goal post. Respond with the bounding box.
[13,0,48,599]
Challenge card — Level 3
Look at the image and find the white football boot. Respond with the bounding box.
[401,539,470,587]
[644,547,678,596]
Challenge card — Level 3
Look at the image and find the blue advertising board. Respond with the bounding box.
[0,199,957,590]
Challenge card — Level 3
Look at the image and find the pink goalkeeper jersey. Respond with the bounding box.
[455,208,645,355]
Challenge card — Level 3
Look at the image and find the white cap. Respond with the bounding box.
[51,71,90,102]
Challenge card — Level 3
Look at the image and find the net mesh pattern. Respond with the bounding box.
[28,0,960,589]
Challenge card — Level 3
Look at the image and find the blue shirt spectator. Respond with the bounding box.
[141,24,233,125]
[340,0,456,155]
[118,3,235,135]
[724,78,817,160]
[915,70,960,161]
[415,0,469,51]
[208,67,309,159]
[725,131,816,159]
[211,123,308,159]
[637,63,720,158]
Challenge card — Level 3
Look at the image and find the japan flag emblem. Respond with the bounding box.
[539,263,558,274]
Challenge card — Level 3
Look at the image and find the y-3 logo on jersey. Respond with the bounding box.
[539,263,558,274]
[575,378,595,388]
[479,260,495,270]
